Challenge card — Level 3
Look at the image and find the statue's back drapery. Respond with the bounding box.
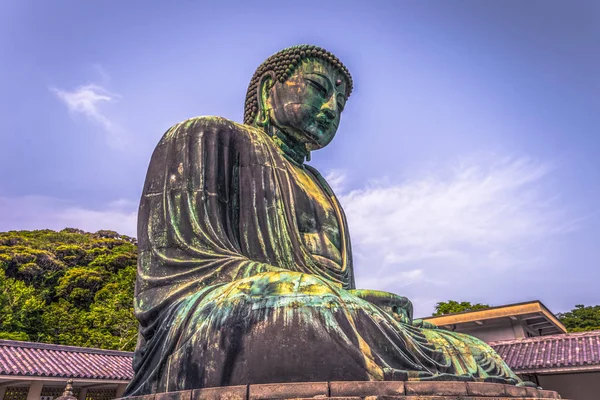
[125,45,525,396]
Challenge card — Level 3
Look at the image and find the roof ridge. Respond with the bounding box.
[0,339,134,357]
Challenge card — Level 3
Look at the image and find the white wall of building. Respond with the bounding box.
[452,319,529,342]
[538,371,600,400]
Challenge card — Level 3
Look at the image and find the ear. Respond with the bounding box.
[256,72,276,127]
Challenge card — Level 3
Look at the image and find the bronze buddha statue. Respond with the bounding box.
[125,45,529,396]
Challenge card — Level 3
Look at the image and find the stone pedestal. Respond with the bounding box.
[120,381,565,400]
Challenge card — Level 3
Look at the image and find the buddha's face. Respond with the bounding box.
[264,59,348,150]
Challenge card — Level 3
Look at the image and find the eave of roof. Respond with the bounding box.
[421,300,567,334]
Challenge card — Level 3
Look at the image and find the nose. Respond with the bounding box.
[321,94,337,120]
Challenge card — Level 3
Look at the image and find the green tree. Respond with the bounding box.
[433,300,491,316]
[0,269,45,340]
[557,304,600,332]
[86,265,138,350]
[55,244,87,267]
[56,267,107,308]
[40,299,87,346]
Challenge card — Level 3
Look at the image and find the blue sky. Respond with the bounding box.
[1,0,598,315]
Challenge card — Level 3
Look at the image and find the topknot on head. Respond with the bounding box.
[243,44,353,125]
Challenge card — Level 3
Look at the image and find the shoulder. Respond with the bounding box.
[160,116,266,148]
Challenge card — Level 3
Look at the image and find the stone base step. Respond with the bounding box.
[120,381,565,400]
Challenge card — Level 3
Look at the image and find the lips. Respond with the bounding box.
[303,129,321,145]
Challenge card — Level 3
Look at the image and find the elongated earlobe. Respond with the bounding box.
[256,73,275,128]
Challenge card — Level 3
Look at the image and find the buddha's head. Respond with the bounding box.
[244,45,353,152]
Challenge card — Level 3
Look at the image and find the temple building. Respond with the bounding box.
[422,301,600,400]
[421,301,567,342]
[0,301,598,400]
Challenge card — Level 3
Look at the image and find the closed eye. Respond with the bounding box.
[306,78,328,96]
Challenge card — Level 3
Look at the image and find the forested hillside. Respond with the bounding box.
[0,229,138,351]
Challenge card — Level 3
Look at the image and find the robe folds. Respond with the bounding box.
[125,117,522,396]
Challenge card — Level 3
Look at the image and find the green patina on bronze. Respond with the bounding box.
[125,45,531,396]
[244,44,353,126]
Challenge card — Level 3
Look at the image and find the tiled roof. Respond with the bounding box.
[0,340,133,380]
[490,330,600,373]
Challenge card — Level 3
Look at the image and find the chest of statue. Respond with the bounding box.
[287,164,343,270]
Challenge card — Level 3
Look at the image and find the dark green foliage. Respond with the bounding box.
[433,300,491,316]
[557,304,600,332]
[0,229,137,350]
[56,267,108,308]
[0,268,45,340]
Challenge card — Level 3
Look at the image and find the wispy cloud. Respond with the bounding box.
[334,155,577,314]
[325,169,348,194]
[0,196,137,237]
[50,69,126,149]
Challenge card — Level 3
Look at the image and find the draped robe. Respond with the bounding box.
[125,116,521,396]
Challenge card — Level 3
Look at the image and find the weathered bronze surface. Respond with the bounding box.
[125,45,532,396]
